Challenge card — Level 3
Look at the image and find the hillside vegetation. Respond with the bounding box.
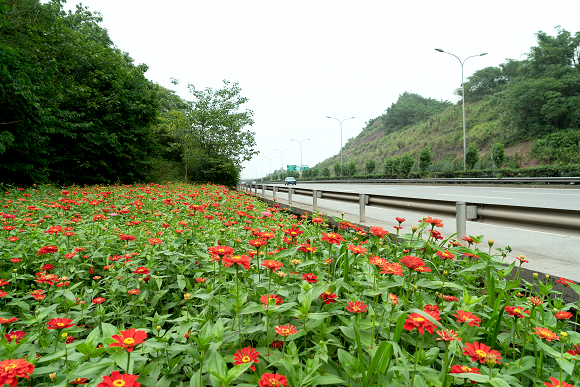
[298,27,580,179]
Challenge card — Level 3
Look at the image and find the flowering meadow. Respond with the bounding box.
[1,183,580,387]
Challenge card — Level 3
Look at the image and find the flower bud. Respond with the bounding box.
[61,332,68,339]
[13,269,17,272]
[412,226,418,231]
[546,274,550,280]
[443,271,448,275]
[533,273,538,279]
[488,239,494,247]
[184,293,191,300]
[49,373,57,380]
[552,308,558,315]
[156,325,161,330]
[413,285,418,290]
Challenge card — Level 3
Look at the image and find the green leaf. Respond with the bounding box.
[226,362,252,382]
[314,374,346,385]
[207,350,227,380]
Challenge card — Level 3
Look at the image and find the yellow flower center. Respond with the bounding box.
[415,317,424,322]
[57,323,65,327]
[461,366,471,372]
[514,309,521,314]
[242,355,251,362]
[124,338,135,345]
[113,381,126,387]
[476,350,487,358]
[282,329,289,334]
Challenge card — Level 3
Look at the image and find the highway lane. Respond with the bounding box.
[267,183,580,210]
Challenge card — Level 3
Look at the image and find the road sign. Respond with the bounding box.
[286,165,297,171]
[300,165,309,171]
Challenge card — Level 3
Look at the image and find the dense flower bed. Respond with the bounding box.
[0,183,579,387]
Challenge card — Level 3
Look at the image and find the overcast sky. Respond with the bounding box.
[59,0,580,178]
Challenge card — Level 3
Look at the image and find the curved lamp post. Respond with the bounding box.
[266,156,276,175]
[435,48,487,171]
[290,139,310,176]
[326,116,355,165]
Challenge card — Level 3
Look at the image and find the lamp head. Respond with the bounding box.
[435,48,444,52]
[326,116,331,118]
[480,52,488,56]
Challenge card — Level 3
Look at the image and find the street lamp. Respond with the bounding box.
[266,156,276,175]
[290,139,310,176]
[435,48,488,171]
[258,161,267,180]
[326,116,355,165]
[274,149,289,172]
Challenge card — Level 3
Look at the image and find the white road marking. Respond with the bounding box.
[437,194,514,199]
[493,191,580,196]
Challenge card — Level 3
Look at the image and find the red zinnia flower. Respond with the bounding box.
[282,227,303,238]
[233,347,260,371]
[249,239,268,249]
[92,297,106,305]
[208,245,235,255]
[403,313,436,334]
[261,260,283,272]
[5,331,26,344]
[96,371,140,387]
[435,250,455,260]
[439,293,460,302]
[399,255,425,270]
[0,358,34,387]
[258,373,288,387]
[275,324,297,337]
[71,378,90,385]
[46,317,74,330]
[0,317,18,325]
[380,262,404,276]
[302,273,318,283]
[109,328,147,352]
[449,365,481,381]
[195,278,206,283]
[260,294,283,307]
[223,255,251,269]
[567,344,580,356]
[555,311,573,320]
[37,245,58,255]
[530,326,559,341]
[504,306,529,319]
[556,277,574,288]
[452,310,481,327]
[133,267,150,275]
[462,342,502,364]
[346,301,367,314]
[297,243,316,253]
[347,244,368,255]
[319,291,337,305]
[370,226,389,238]
[128,289,140,295]
[436,329,462,342]
[544,377,574,387]
[321,232,345,245]
[148,238,162,245]
[120,234,136,241]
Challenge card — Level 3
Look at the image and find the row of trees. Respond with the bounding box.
[0,1,255,187]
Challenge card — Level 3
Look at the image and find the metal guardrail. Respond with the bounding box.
[248,176,580,184]
[240,183,580,238]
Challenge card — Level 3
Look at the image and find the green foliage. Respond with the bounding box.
[345,161,357,177]
[190,154,240,187]
[491,143,505,168]
[383,156,402,176]
[322,167,331,177]
[532,129,580,164]
[465,143,479,170]
[333,163,342,177]
[365,92,452,136]
[365,159,376,174]
[419,147,432,171]
[454,60,522,103]
[400,153,415,177]
[0,0,160,185]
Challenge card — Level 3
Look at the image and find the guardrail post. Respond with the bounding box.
[456,202,467,245]
[273,186,277,201]
[359,194,366,222]
[262,185,265,196]
[288,188,293,204]
[312,190,318,211]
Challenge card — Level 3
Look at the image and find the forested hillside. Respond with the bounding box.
[0,0,256,187]
[302,27,580,179]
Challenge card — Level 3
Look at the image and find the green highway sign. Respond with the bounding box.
[287,165,297,171]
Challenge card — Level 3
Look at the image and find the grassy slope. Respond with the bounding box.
[314,93,535,172]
